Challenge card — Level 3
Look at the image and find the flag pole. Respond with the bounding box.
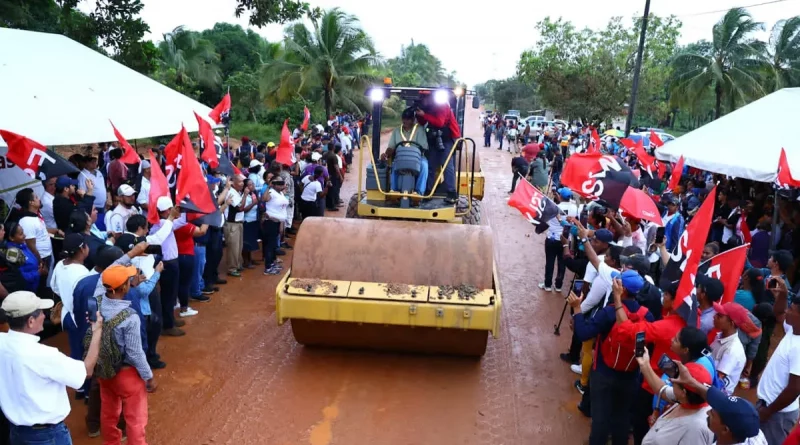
[225,85,231,161]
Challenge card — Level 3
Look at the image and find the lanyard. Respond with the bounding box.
[399,125,417,143]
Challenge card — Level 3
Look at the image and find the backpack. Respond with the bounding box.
[600,305,650,372]
[83,303,133,380]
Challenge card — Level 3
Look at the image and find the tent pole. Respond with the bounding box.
[771,190,779,249]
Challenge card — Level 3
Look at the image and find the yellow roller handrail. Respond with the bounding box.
[360,134,467,200]
[454,137,477,218]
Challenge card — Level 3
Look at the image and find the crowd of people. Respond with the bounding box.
[0,111,364,445]
[520,118,800,444]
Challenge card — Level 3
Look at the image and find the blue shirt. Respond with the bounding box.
[72,272,102,340]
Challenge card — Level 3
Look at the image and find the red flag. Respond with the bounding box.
[586,127,601,154]
[276,119,294,166]
[776,148,800,188]
[657,162,668,180]
[173,127,216,215]
[702,244,749,305]
[0,130,78,179]
[649,130,664,149]
[194,112,218,168]
[147,149,170,225]
[673,185,717,328]
[109,121,142,164]
[301,106,310,131]
[667,156,685,193]
[621,138,656,177]
[209,93,231,125]
[508,177,561,234]
[741,214,752,243]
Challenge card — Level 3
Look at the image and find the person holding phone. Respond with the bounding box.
[568,273,653,445]
[538,188,579,293]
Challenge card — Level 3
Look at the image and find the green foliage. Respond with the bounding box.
[765,16,800,92]
[200,23,271,79]
[229,121,281,144]
[233,0,313,28]
[490,78,539,114]
[155,26,222,100]
[115,39,159,74]
[386,40,457,87]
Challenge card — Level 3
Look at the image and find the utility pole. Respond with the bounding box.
[624,0,651,137]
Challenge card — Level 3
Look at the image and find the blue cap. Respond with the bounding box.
[55,176,78,189]
[206,175,221,184]
[557,187,572,200]
[594,228,614,244]
[706,386,760,440]
[611,270,645,294]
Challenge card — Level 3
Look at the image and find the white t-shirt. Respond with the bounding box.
[244,194,258,223]
[301,176,322,202]
[49,261,90,325]
[710,332,747,395]
[19,215,52,258]
[544,201,579,240]
[225,189,244,222]
[265,189,289,221]
[340,133,353,152]
[757,322,800,412]
[41,192,57,230]
[641,405,714,445]
[581,259,614,314]
[137,177,150,206]
[105,204,139,234]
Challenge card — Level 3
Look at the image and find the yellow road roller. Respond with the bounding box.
[275,83,501,357]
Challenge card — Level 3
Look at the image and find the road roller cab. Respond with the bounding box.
[274,81,501,357]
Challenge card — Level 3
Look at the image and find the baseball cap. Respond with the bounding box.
[311,152,322,161]
[102,265,138,289]
[665,194,680,205]
[712,302,762,338]
[95,246,125,270]
[156,196,174,212]
[557,187,572,200]
[706,386,761,440]
[611,270,645,294]
[267,142,275,148]
[594,228,614,244]
[117,184,136,197]
[206,174,221,185]
[241,136,250,143]
[55,176,78,189]
[1,291,54,318]
[62,233,86,256]
[621,254,650,276]
[249,159,262,168]
[140,160,151,169]
[696,275,725,302]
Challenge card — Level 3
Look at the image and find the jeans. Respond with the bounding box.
[177,254,194,309]
[9,422,72,445]
[391,157,429,195]
[544,238,566,289]
[589,371,637,445]
[426,142,456,195]
[758,401,798,445]
[146,287,161,360]
[552,171,561,187]
[632,386,654,445]
[484,134,491,147]
[510,166,529,192]
[99,368,148,445]
[262,220,280,267]
[326,175,341,210]
[191,245,206,296]
[203,227,223,286]
[160,260,179,330]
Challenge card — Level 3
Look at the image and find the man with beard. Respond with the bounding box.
[105,185,140,235]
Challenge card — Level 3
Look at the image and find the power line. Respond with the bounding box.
[678,0,792,17]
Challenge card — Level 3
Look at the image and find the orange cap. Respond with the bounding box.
[102,265,137,289]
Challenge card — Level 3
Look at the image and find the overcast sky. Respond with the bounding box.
[115,0,800,87]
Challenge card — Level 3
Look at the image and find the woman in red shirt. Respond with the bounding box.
[175,222,209,316]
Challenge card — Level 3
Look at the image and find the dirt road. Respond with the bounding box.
[58,105,590,444]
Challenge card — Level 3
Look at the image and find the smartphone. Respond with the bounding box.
[655,227,665,244]
[87,297,98,323]
[562,225,571,238]
[635,331,646,358]
[658,353,679,379]
[572,281,584,294]
[768,278,778,289]
[144,245,162,256]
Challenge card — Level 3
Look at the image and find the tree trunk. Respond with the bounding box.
[251,108,258,123]
[324,82,333,120]
[714,83,722,120]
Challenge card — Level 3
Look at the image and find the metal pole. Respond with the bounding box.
[624,0,651,137]
[771,190,780,249]
[225,85,231,161]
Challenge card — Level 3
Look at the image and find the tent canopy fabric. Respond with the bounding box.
[0,27,219,147]
[655,88,800,183]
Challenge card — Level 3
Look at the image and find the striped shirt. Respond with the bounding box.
[99,296,152,381]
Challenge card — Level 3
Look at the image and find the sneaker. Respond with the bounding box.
[201,287,215,295]
[88,430,101,438]
[264,266,281,275]
[577,402,591,418]
[162,327,185,337]
[174,301,181,310]
[559,353,577,364]
[179,307,199,317]
[148,359,167,370]
[281,242,292,249]
[174,319,186,327]
[538,282,553,292]
[190,294,211,303]
[228,270,241,277]
[554,287,563,293]
[574,379,587,395]
[570,364,582,375]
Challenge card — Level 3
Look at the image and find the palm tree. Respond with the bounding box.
[156,26,222,89]
[766,16,800,91]
[261,8,380,117]
[670,8,767,119]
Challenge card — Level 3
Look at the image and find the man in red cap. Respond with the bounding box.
[711,302,756,394]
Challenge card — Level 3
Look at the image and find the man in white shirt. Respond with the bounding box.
[78,155,109,231]
[224,175,245,277]
[0,291,102,444]
[40,177,58,230]
[711,302,749,395]
[538,188,579,293]
[105,184,140,235]
[136,160,151,212]
[756,279,800,445]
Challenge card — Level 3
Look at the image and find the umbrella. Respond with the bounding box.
[605,129,625,137]
[620,187,663,225]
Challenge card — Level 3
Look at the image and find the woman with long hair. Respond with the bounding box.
[241,178,260,268]
[2,220,41,292]
[735,268,766,311]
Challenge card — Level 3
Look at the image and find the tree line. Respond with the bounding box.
[477,7,799,132]
[2,0,457,134]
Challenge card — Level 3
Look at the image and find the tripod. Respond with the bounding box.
[553,274,577,336]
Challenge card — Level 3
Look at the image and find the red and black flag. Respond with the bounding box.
[147,149,170,225]
[0,130,78,180]
[698,244,749,305]
[109,121,142,164]
[195,111,218,169]
[209,93,231,125]
[163,126,217,216]
[508,177,561,234]
[776,148,800,189]
[561,153,637,210]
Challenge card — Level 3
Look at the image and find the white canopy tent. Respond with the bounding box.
[0,27,218,146]
[656,88,800,183]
